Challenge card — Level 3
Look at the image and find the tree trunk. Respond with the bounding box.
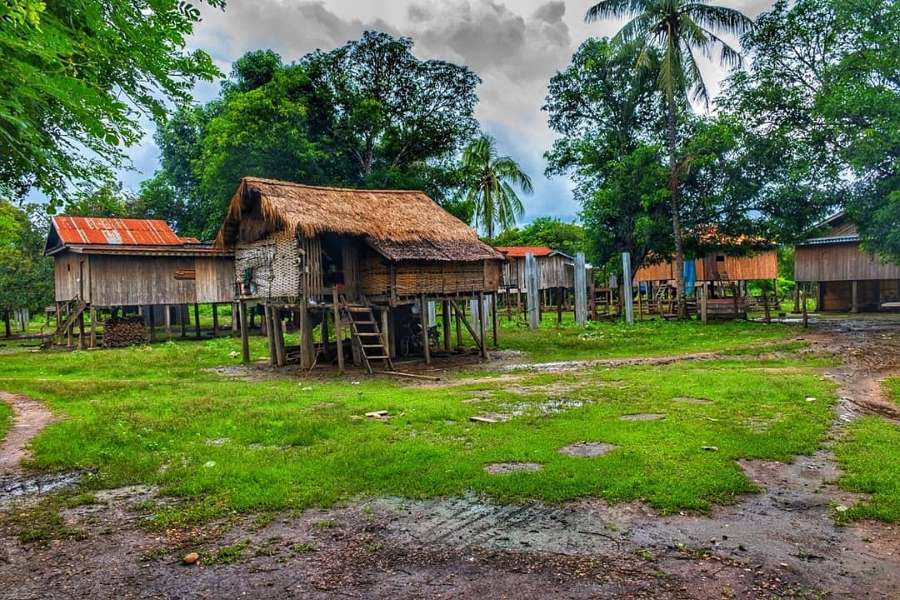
[3,310,10,338]
[666,99,687,318]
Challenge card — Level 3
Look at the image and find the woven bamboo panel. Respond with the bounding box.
[235,230,303,299]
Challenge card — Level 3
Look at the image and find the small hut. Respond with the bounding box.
[216,178,505,371]
[45,216,235,346]
[634,234,778,319]
[794,212,900,312]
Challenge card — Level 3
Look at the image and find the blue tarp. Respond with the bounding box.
[683,260,696,296]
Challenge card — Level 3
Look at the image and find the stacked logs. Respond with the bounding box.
[103,316,149,347]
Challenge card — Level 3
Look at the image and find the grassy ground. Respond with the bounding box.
[0,319,837,530]
[498,314,797,362]
[0,399,10,441]
[835,378,900,523]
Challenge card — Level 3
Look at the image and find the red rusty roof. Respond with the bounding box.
[50,216,185,247]
[494,246,555,258]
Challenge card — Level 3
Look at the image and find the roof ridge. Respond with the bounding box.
[243,177,426,195]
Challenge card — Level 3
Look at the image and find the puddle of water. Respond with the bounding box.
[0,470,84,504]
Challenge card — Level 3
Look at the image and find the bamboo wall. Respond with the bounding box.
[235,230,309,299]
[795,243,900,282]
[635,250,778,283]
[360,252,502,298]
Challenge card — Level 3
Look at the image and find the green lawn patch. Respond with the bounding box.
[0,331,834,528]
[499,316,796,362]
[835,379,900,523]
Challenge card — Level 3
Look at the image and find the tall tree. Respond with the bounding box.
[585,0,753,315]
[459,135,533,240]
[0,0,223,206]
[492,217,587,258]
[0,201,53,335]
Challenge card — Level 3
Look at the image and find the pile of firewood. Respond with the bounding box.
[103,316,148,347]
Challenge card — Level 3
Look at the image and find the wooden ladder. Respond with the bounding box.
[340,297,394,374]
[46,299,87,346]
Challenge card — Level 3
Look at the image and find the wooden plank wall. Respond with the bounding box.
[795,243,900,282]
[635,250,778,283]
[195,257,235,303]
[88,254,196,306]
[501,255,574,290]
[54,252,86,302]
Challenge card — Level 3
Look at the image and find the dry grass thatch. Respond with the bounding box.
[216,178,504,262]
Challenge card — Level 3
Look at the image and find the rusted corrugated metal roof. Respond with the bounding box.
[51,216,184,246]
[495,246,555,258]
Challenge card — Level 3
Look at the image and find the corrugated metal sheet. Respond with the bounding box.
[52,216,184,246]
[495,246,554,258]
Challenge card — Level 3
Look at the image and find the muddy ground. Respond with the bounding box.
[1,318,898,599]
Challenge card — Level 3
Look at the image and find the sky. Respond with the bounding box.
[116,0,776,225]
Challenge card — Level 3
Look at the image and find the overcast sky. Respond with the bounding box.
[118,0,775,224]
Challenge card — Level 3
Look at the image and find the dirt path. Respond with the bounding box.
[0,392,55,473]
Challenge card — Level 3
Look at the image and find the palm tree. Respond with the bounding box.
[585,0,752,317]
[460,135,533,240]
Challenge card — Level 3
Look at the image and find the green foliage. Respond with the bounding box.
[836,415,900,523]
[458,135,532,239]
[58,181,133,218]
[721,0,898,257]
[491,217,586,257]
[0,0,223,205]
[0,201,53,322]
[148,32,481,239]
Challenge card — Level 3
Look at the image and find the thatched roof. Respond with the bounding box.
[217,178,504,262]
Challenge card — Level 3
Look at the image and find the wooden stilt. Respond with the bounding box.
[851,280,859,313]
[556,287,563,326]
[193,303,201,338]
[442,300,451,352]
[300,304,313,370]
[701,282,708,324]
[78,310,86,349]
[264,305,276,366]
[239,301,250,364]
[232,302,239,335]
[212,303,219,337]
[332,288,344,373]
[380,308,391,361]
[180,304,187,338]
[801,284,809,328]
[477,292,487,359]
[164,304,172,340]
[66,303,72,348]
[450,299,482,353]
[420,294,431,365]
[762,280,771,323]
[148,304,156,342]
[89,305,97,348]
[455,301,463,348]
[273,308,286,367]
[491,292,499,348]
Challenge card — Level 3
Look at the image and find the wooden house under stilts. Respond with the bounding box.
[215,177,505,372]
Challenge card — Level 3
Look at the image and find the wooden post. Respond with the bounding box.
[701,282,708,324]
[476,292,488,359]
[851,280,859,313]
[78,310,86,349]
[164,304,172,340]
[491,292,499,348]
[801,284,809,328]
[66,304,72,348]
[622,252,634,324]
[180,304,187,338]
[506,289,513,322]
[332,288,344,373]
[89,305,97,348]
[232,302,239,335]
[455,301,463,348]
[762,280,771,323]
[212,303,219,337]
[300,305,313,370]
[273,308,286,368]
[193,303,201,338]
[264,305,276,366]
[556,287,563,326]
[525,253,539,330]
[380,307,390,358]
[55,302,61,344]
[442,300,451,352]
[732,283,739,319]
[148,305,156,342]
[793,286,800,313]
[420,294,431,365]
[239,301,250,364]
[637,284,643,321]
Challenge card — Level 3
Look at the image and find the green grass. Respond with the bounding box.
[835,378,900,523]
[498,313,796,362]
[0,397,11,441]
[0,323,836,529]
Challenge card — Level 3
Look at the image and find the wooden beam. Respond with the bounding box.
[491,292,499,348]
[442,300,451,352]
[273,308,286,367]
[477,292,487,359]
[148,304,156,342]
[381,307,391,359]
[264,304,276,366]
[212,303,219,337]
[450,299,482,351]
[180,304,187,338]
[420,294,431,365]
[89,305,97,348]
[332,288,344,373]
[239,301,250,364]
[455,301,463,348]
[164,304,172,340]
[193,303,201,339]
[300,305,313,370]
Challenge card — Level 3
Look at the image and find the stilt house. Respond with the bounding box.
[216,177,505,371]
[794,211,900,312]
[45,216,235,345]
